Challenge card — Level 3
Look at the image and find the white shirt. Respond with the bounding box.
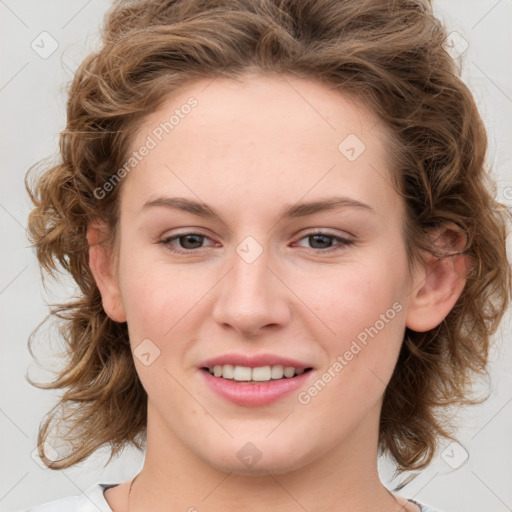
[22,483,442,512]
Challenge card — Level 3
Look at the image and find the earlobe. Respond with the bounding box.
[86,222,127,323]
[405,224,471,333]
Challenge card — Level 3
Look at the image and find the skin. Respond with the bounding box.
[88,73,468,512]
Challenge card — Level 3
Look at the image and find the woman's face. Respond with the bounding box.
[101,74,422,474]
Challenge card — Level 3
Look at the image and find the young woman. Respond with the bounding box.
[24,0,510,511]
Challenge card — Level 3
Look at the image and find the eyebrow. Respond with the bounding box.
[141,196,375,221]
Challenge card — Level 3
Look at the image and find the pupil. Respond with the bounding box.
[181,234,203,249]
[310,234,331,249]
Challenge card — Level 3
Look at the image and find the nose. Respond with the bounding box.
[212,245,291,337]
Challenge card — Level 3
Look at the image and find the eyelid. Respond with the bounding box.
[159,227,354,240]
[291,229,354,251]
[159,229,218,248]
[293,227,354,240]
[158,227,355,255]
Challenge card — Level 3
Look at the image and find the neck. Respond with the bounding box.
[126,401,409,512]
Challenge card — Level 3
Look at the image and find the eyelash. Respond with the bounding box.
[158,230,355,255]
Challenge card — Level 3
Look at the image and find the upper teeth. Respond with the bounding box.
[208,365,305,381]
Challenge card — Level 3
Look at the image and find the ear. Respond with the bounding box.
[86,221,127,323]
[406,223,471,332]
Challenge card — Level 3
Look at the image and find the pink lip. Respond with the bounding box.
[200,368,313,407]
[199,353,313,370]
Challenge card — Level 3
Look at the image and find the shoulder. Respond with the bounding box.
[22,483,118,512]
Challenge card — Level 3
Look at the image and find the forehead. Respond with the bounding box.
[134,73,383,152]
[122,73,401,220]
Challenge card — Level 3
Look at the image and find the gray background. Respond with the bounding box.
[1,1,511,511]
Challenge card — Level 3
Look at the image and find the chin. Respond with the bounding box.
[196,436,319,476]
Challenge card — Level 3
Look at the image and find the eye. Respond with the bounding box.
[158,230,354,255]
[294,231,354,252]
[159,232,217,253]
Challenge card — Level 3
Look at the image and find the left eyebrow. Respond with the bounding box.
[280,197,375,218]
[141,195,375,221]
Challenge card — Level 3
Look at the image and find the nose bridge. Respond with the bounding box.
[229,241,275,309]
[212,237,289,334]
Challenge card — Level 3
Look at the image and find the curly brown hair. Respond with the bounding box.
[25,0,511,472]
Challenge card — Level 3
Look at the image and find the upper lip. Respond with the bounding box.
[199,353,313,370]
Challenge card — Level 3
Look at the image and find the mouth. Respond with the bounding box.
[198,354,315,405]
[201,365,314,383]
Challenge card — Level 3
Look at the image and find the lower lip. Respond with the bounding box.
[200,369,313,407]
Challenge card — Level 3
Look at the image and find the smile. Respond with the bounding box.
[203,364,312,382]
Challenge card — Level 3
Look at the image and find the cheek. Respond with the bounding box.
[299,253,408,341]
[116,246,180,339]
[117,254,192,405]
[297,247,409,397]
